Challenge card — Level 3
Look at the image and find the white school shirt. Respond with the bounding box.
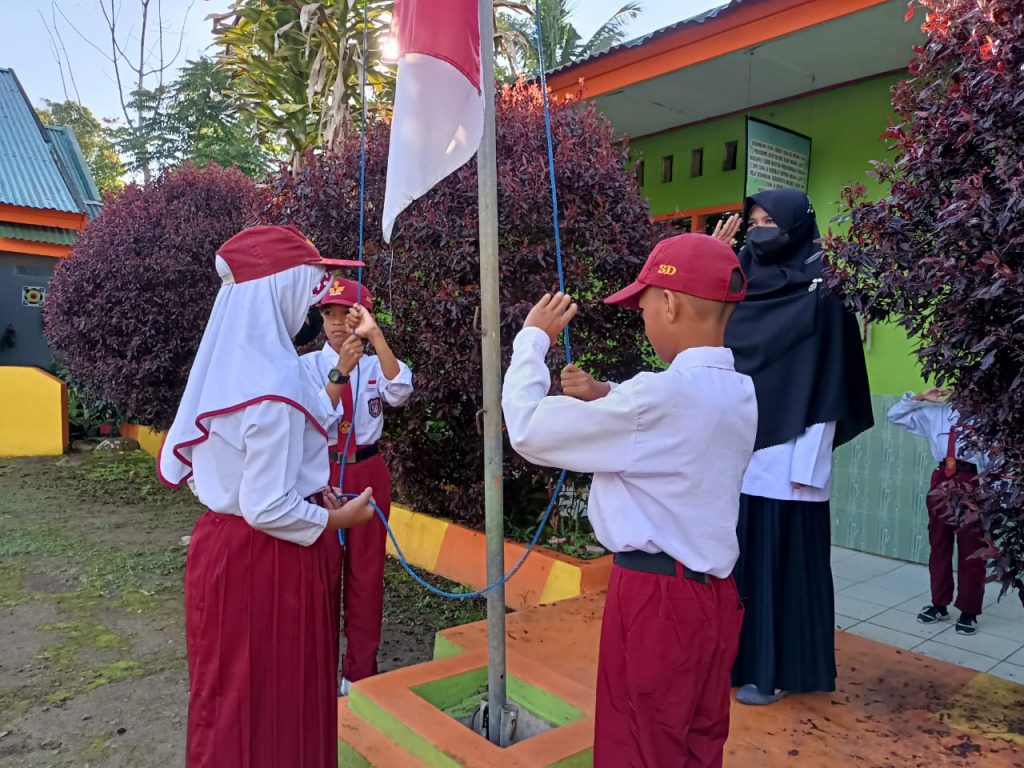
[740,422,837,502]
[886,393,988,469]
[188,400,332,547]
[300,343,414,448]
[501,328,758,579]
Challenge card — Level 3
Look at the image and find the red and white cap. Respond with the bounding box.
[216,225,363,285]
[320,276,373,311]
[604,233,747,309]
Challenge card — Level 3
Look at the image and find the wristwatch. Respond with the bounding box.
[328,368,350,385]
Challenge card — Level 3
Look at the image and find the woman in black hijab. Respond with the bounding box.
[720,188,873,705]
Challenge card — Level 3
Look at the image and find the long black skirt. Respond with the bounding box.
[731,495,836,693]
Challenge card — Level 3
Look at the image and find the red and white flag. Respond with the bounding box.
[382,0,483,243]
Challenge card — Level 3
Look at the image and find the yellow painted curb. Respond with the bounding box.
[385,504,448,572]
[940,671,1024,745]
[539,559,583,604]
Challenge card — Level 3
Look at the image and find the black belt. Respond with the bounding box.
[613,551,709,584]
[329,444,379,464]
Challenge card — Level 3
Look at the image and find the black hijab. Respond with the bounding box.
[725,188,873,451]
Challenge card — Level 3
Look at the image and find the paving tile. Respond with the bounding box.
[864,608,951,640]
[834,613,861,631]
[845,622,922,651]
[835,593,889,621]
[832,576,856,593]
[1007,647,1024,667]
[831,553,904,582]
[968,614,1024,644]
[893,592,936,615]
[830,546,857,564]
[986,662,1024,686]
[839,582,909,609]
[914,640,998,672]
[929,625,1023,661]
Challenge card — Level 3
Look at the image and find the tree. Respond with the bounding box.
[262,81,655,528]
[164,58,273,177]
[44,165,267,429]
[496,0,641,78]
[822,0,1024,601]
[211,0,394,169]
[36,100,124,196]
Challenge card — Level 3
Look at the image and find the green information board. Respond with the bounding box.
[745,117,812,197]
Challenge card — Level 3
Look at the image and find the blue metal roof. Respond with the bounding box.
[46,124,102,206]
[0,68,84,214]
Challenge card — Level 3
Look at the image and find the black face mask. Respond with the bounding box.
[746,226,791,263]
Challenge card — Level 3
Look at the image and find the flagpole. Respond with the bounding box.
[476,0,509,746]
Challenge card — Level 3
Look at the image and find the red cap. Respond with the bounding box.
[604,233,746,309]
[320,276,373,310]
[216,225,363,284]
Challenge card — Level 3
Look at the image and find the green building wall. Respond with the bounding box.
[632,74,933,562]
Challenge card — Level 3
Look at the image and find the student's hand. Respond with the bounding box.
[560,364,611,401]
[792,482,807,491]
[336,334,365,375]
[350,305,381,341]
[711,214,742,248]
[524,292,578,345]
[324,486,375,530]
[914,387,950,403]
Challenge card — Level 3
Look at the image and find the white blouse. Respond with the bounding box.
[740,421,837,502]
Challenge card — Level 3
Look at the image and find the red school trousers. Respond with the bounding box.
[594,564,744,768]
[927,465,986,616]
[332,451,392,682]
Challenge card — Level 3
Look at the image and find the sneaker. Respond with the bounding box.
[736,684,789,706]
[916,604,949,624]
[955,614,978,635]
[339,677,352,697]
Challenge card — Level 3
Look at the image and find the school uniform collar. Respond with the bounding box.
[669,346,736,372]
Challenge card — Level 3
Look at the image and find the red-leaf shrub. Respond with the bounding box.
[822,0,1024,600]
[45,164,266,429]
[264,82,656,528]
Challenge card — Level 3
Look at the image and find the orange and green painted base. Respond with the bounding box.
[340,591,1024,766]
[386,503,611,609]
[119,422,164,457]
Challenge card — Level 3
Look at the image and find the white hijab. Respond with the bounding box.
[158,258,332,487]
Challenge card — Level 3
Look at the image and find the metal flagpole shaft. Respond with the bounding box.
[477,0,507,746]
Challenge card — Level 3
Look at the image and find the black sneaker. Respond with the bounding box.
[955,613,978,635]
[917,604,950,624]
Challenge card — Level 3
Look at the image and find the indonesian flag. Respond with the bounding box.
[382,0,483,243]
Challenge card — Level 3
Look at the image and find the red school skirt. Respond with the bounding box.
[184,511,343,768]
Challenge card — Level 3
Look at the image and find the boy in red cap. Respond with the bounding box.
[301,276,413,693]
[502,233,757,768]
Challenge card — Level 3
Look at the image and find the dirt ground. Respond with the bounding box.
[0,451,486,767]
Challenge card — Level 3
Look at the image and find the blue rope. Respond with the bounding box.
[333,0,571,598]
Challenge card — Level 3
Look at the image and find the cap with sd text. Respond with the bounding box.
[603,233,746,310]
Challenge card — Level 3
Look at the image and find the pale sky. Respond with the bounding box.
[1,0,724,124]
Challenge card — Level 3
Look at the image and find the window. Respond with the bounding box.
[661,155,674,183]
[690,148,704,178]
[635,159,645,187]
[723,141,738,171]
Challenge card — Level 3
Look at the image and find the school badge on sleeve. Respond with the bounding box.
[367,397,382,418]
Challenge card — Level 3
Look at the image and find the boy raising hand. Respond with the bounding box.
[502,234,757,767]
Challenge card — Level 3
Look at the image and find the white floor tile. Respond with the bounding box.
[860,571,931,599]
[865,608,951,640]
[970,614,1024,644]
[845,622,922,651]
[832,576,856,593]
[831,553,904,581]
[987,662,1024,685]
[914,640,999,672]
[893,592,936,615]
[839,582,909,608]
[830,546,857,564]
[929,625,1023,660]
[834,613,861,631]
[1007,647,1024,667]
[984,593,1024,621]
[835,593,889,621]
